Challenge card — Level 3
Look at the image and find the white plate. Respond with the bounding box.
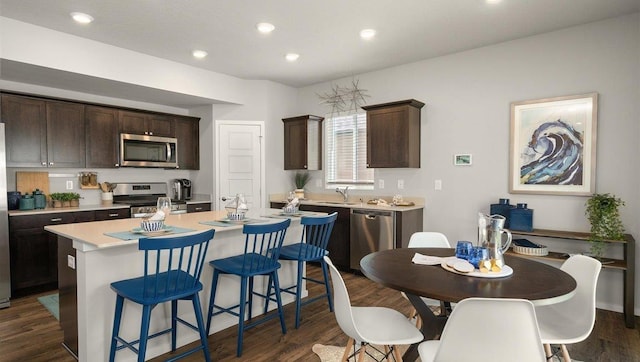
[453,260,474,273]
[441,261,513,278]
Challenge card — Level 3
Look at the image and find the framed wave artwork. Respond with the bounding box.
[509,93,598,196]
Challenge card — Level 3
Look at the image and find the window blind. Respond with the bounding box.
[325,113,374,185]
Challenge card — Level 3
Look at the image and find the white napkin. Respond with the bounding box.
[411,252,445,266]
[148,210,165,220]
[289,197,299,206]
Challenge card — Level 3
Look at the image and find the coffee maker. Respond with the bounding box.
[172,179,192,200]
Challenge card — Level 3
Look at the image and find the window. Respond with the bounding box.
[325,113,374,188]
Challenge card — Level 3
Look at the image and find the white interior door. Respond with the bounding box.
[215,121,265,210]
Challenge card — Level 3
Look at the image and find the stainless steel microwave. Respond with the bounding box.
[120,133,178,168]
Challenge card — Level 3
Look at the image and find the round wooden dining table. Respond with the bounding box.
[360,247,577,361]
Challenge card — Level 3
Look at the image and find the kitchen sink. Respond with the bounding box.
[316,201,357,205]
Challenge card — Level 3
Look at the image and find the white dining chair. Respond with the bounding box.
[418,298,546,362]
[324,256,423,361]
[535,254,602,361]
[405,232,451,327]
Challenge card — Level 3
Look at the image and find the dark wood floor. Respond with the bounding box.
[0,265,639,361]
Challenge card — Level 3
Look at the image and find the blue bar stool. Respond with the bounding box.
[266,212,337,328]
[109,229,215,362]
[205,219,291,357]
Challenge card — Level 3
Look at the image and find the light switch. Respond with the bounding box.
[435,179,442,190]
[378,179,385,189]
[66,181,73,190]
[67,255,76,269]
[398,179,404,189]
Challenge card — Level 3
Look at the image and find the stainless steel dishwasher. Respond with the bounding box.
[350,209,395,270]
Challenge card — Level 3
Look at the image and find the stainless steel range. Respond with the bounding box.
[112,182,188,218]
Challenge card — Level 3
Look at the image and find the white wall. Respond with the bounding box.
[296,13,640,313]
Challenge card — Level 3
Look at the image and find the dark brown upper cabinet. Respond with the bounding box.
[1,94,85,168]
[119,110,174,137]
[85,106,120,168]
[283,115,324,170]
[174,116,200,170]
[362,99,425,168]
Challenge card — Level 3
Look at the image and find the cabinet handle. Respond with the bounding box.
[115,163,119,167]
[149,132,153,135]
[109,213,119,217]
[50,218,62,222]
[49,162,54,166]
[303,165,307,169]
[41,162,47,166]
[195,207,203,211]
[144,131,149,135]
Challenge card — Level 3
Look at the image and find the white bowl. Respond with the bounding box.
[227,212,246,221]
[141,219,164,232]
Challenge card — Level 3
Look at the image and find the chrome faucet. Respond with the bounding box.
[336,186,349,203]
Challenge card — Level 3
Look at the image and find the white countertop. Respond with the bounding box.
[45,209,315,250]
[269,195,425,212]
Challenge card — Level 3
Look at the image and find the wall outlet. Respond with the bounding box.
[378,179,385,189]
[67,255,76,270]
[398,179,404,189]
[66,180,73,190]
[435,179,442,190]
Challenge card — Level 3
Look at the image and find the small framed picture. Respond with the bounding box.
[454,154,472,166]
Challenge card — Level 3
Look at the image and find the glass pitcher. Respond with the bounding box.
[478,213,512,267]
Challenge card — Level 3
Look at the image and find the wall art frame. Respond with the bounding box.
[454,154,472,166]
[509,92,598,196]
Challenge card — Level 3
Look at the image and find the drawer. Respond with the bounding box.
[95,208,130,220]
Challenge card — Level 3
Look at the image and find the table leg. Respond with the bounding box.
[403,293,448,361]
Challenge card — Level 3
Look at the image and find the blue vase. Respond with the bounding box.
[490,198,514,228]
[509,203,533,232]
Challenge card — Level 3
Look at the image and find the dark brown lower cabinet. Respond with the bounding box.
[270,202,351,271]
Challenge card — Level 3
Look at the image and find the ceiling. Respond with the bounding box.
[1,0,639,91]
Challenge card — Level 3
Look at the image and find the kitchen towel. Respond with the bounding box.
[411,253,456,266]
[104,226,196,240]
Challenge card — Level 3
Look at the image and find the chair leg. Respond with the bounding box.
[263,274,273,315]
[392,345,403,361]
[171,300,178,351]
[109,295,125,362]
[271,271,287,334]
[321,259,333,312]
[191,294,211,362]
[206,270,220,336]
[248,276,254,320]
[236,276,248,357]
[560,344,571,361]
[544,344,552,360]
[294,260,304,329]
[342,338,354,362]
[357,343,367,361]
[137,305,152,362]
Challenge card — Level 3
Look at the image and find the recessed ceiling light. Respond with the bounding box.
[256,22,275,34]
[70,12,94,24]
[486,0,502,4]
[192,50,208,59]
[285,53,299,62]
[360,29,376,40]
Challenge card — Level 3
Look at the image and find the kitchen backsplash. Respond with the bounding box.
[8,167,193,205]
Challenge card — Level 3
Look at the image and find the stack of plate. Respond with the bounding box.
[512,239,548,256]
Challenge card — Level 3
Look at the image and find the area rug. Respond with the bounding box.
[37,293,59,321]
[312,343,406,362]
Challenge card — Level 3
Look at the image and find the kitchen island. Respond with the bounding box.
[45,209,311,362]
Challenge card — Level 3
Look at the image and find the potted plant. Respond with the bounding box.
[585,193,625,257]
[49,193,63,208]
[61,192,72,208]
[69,193,81,207]
[293,171,311,199]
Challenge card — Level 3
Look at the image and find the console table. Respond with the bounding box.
[507,228,635,328]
